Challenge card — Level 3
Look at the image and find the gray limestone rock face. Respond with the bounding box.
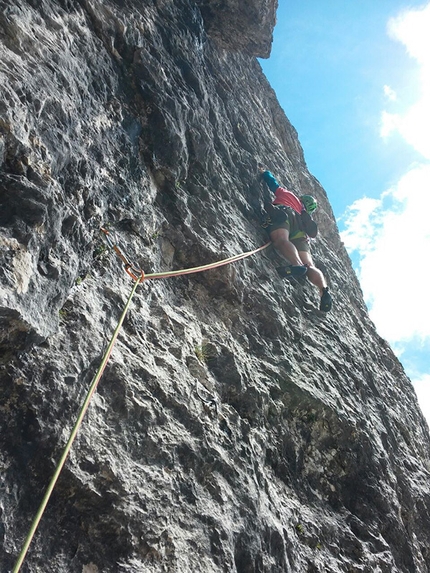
[1,1,430,572]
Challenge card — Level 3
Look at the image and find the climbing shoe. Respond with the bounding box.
[276,265,308,279]
[320,287,332,312]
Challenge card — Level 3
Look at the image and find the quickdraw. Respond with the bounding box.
[100,227,145,282]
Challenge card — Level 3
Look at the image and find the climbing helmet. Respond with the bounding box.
[300,194,318,214]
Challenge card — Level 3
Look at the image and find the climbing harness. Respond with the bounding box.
[13,229,271,572]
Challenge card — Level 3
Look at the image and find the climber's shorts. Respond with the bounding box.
[290,236,310,253]
[261,207,310,252]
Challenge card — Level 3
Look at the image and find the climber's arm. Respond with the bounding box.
[259,169,280,194]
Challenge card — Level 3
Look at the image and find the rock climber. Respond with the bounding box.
[258,165,332,312]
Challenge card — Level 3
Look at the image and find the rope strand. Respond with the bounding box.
[145,242,271,280]
[13,235,272,571]
[13,276,141,573]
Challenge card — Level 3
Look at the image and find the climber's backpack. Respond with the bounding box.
[298,209,318,238]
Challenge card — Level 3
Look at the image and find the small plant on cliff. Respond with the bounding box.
[59,308,68,320]
[93,242,108,259]
[75,273,88,285]
[194,344,213,363]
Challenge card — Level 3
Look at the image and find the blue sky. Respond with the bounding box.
[260,1,430,426]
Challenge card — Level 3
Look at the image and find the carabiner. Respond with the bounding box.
[125,264,145,283]
[100,228,145,282]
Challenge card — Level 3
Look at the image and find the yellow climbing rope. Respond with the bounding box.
[100,227,271,281]
[13,275,141,573]
[13,229,271,572]
[145,243,271,280]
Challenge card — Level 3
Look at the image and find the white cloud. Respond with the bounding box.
[343,3,430,342]
[388,4,430,65]
[341,164,430,342]
[380,110,401,138]
[413,375,430,427]
[340,196,382,254]
[381,101,430,158]
[383,85,397,101]
[342,3,430,425]
[382,4,430,159]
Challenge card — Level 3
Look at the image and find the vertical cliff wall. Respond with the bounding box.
[1,1,430,572]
